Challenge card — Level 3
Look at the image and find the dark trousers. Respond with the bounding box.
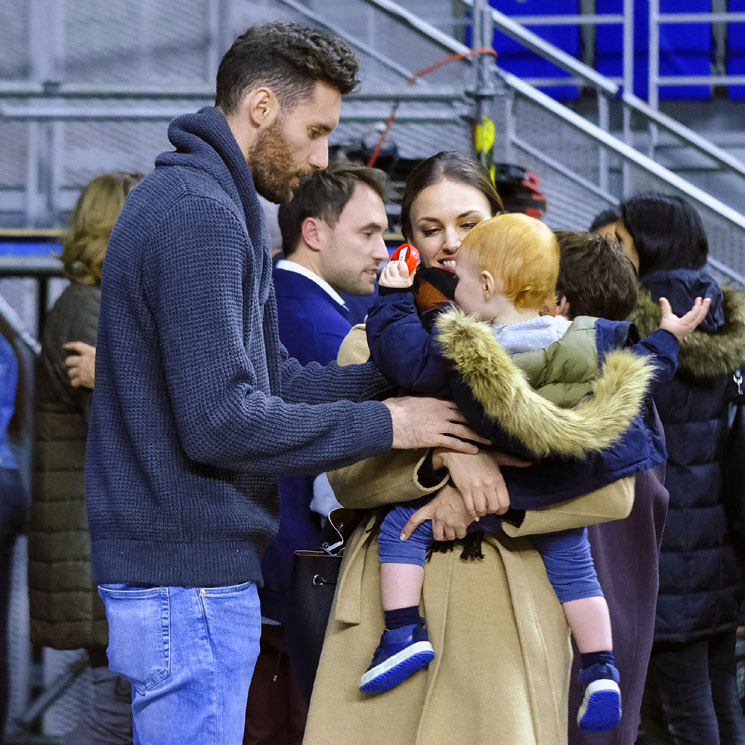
[243,624,307,745]
[640,629,745,745]
[62,653,133,745]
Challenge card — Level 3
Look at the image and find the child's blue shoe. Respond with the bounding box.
[359,620,434,693]
[577,662,622,732]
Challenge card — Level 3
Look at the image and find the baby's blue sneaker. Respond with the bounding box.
[359,619,434,694]
[577,662,622,732]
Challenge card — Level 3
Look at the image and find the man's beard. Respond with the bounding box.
[247,119,306,204]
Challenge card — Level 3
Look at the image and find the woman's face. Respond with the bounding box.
[408,179,493,271]
[614,220,640,271]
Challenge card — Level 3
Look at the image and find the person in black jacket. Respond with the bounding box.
[616,192,745,745]
[30,171,142,745]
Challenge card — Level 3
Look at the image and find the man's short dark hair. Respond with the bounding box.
[555,230,638,321]
[215,22,359,115]
[589,208,620,233]
[278,161,389,256]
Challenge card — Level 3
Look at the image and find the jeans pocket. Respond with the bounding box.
[98,585,170,695]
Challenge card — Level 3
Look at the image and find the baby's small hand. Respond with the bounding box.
[380,259,415,289]
[659,296,711,340]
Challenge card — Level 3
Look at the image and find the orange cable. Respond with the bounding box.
[366,48,497,167]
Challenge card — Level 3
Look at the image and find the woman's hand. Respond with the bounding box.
[400,483,473,542]
[431,448,530,519]
[64,341,96,389]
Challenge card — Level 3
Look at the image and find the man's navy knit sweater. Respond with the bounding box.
[85,107,393,588]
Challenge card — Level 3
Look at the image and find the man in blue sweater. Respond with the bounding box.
[245,162,389,742]
[86,22,480,745]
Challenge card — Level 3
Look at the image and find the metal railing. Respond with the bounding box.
[4,1,743,221]
[360,0,745,289]
[453,0,745,181]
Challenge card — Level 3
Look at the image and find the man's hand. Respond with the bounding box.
[64,341,96,389]
[400,483,473,542]
[432,449,530,519]
[659,296,711,340]
[383,397,489,454]
[379,259,415,289]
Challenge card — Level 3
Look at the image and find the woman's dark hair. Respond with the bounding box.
[216,22,359,115]
[399,151,503,240]
[620,192,708,277]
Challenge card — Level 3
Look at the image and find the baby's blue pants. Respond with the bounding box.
[378,499,602,603]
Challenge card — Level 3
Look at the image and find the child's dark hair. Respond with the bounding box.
[555,230,638,321]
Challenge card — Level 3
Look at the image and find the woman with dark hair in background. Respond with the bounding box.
[28,171,142,745]
[616,192,745,745]
[303,152,636,745]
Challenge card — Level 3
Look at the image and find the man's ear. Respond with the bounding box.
[300,217,324,252]
[556,295,572,319]
[242,86,280,129]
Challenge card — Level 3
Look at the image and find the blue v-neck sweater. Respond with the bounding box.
[85,107,393,588]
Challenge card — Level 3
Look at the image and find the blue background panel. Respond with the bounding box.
[0,241,60,257]
[596,0,712,100]
[728,0,745,99]
[488,0,581,100]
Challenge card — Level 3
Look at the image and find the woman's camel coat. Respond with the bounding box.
[303,326,635,745]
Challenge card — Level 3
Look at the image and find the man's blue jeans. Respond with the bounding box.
[99,581,261,745]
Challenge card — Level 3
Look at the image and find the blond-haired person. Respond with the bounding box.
[29,171,142,745]
[361,213,705,733]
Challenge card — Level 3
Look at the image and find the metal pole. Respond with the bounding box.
[49,1,65,227]
[648,0,660,158]
[467,0,511,168]
[622,0,634,196]
[597,94,609,193]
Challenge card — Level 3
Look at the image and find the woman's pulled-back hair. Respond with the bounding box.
[460,213,559,311]
[400,151,503,241]
[215,22,359,116]
[61,171,142,285]
[620,192,708,277]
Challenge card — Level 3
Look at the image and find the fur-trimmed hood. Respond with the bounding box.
[435,309,656,459]
[630,280,745,379]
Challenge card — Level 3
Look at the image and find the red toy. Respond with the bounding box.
[389,243,420,274]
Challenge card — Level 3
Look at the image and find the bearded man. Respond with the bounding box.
[85,21,481,745]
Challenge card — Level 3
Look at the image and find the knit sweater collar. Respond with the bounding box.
[156,106,266,243]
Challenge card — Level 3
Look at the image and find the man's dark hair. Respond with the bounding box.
[278,161,390,255]
[555,230,638,321]
[215,22,359,115]
[589,208,620,233]
[619,192,708,278]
